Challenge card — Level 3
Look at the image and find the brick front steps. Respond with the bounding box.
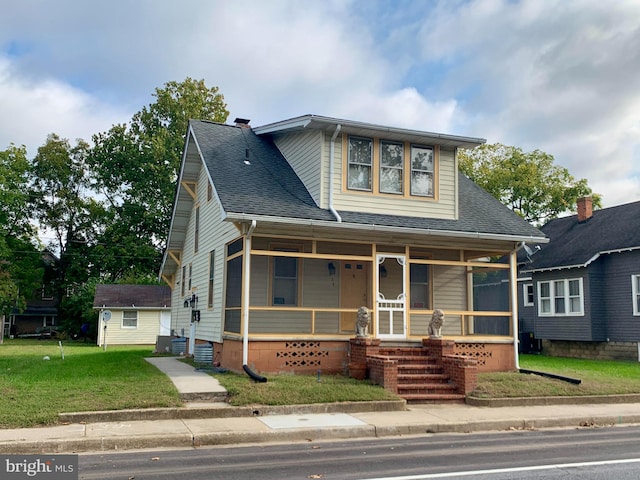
[349,338,477,403]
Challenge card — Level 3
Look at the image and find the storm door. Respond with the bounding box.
[376,254,407,339]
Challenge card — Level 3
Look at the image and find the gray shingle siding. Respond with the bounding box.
[602,250,640,341]
[533,268,593,341]
[518,280,536,334]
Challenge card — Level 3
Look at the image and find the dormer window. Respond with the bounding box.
[346,135,437,199]
[380,140,404,194]
[347,136,372,191]
[410,145,434,197]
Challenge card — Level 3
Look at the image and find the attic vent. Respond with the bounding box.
[234,117,251,128]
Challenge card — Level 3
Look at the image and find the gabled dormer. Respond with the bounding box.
[253,115,485,221]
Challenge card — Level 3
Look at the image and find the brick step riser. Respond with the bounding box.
[398,375,450,385]
[401,393,466,401]
[405,398,466,405]
[397,366,444,375]
[398,385,458,394]
[377,350,426,357]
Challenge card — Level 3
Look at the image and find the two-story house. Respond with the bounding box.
[519,197,640,361]
[7,250,59,338]
[159,115,546,396]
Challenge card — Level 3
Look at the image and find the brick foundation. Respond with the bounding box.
[218,339,349,374]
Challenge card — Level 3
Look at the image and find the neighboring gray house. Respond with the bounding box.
[159,114,546,385]
[520,197,640,360]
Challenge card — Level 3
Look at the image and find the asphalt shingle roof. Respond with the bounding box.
[93,285,172,308]
[524,200,640,271]
[191,120,544,241]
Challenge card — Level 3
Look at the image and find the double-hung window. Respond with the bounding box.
[523,283,534,307]
[632,275,640,316]
[273,256,298,306]
[123,310,138,328]
[537,278,583,316]
[410,145,434,197]
[208,250,215,308]
[380,141,404,194]
[409,264,431,309]
[347,136,372,191]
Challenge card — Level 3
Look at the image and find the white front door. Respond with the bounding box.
[376,254,407,339]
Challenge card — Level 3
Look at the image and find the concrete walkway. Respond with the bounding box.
[144,357,228,402]
[2,357,640,454]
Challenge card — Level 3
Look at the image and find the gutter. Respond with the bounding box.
[225,212,548,244]
[522,245,640,274]
[242,220,256,367]
[511,241,526,370]
[241,219,268,383]
[329,124,342,222]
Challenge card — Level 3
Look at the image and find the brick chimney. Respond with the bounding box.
[234,117,251,128]
[577,196,593,222]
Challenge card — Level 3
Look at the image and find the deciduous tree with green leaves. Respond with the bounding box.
[459,143,601,225]
[90,78,229,246]
[0,145,43,318]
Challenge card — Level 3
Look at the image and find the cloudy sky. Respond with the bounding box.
[1,0,638,208]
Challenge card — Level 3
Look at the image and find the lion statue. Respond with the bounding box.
[428,309,445,338]
[355,306,370,337]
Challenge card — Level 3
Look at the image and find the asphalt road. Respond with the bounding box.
[78,425,640,480]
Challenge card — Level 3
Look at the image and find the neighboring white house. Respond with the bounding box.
[94,284,172,346]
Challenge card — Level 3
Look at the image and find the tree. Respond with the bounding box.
[459,143,601,225]
[87,78,229,282]
[29,134,100,306]
[89,78,229,247]
[0,145,43,318]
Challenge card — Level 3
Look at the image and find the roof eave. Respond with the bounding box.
[522,245,640,274]
[224,212,548,245]
[253,114,486,149]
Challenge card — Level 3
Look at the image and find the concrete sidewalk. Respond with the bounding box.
[2,357,640,454]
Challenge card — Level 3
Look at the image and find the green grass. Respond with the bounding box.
[0,339,181,428]
[4,339,640,429]
[470,354,640,398]
[211,370,399,406]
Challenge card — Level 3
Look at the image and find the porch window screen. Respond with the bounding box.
[273,257,298,306]
[410,264,430,309]
[224,255,243,334]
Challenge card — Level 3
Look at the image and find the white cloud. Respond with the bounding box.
[1,0,639,208]
[0,57,131,155]
[407,0,640,207]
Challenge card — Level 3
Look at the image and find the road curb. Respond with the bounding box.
[58,400,407,424]
[466,394,640,407]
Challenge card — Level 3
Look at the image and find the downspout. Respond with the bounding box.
[242,220,256,367]
[242,220,266,382]
[511,242,526,370]
[329,124,342,222]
